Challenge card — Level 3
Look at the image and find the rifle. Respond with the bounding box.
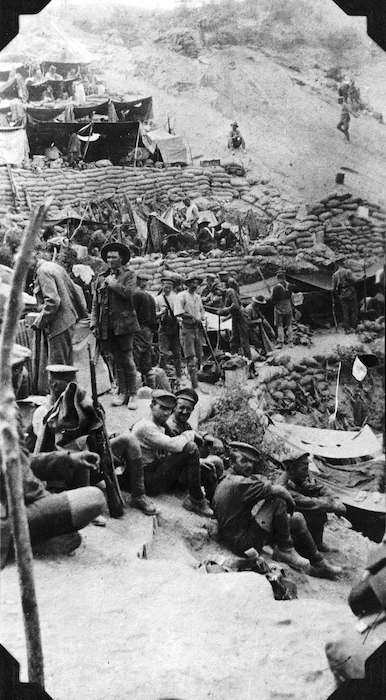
[88,344,125,518]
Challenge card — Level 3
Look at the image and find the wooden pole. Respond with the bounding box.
[0,199,52,688]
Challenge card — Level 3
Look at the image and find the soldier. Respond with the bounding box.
[332,256,360,332]
[155,271,182,384]
[133,271,157,389]
[174,272,206,389]
[228,122,246,150]
[132,390,213,517]
[166,388,224,502]
[31,255,88,366]
[90,242,139,409]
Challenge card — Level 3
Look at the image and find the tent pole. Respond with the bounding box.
[0,199,52,688]
[133,122,140,168]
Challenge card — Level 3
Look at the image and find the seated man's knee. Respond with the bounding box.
[183,440,200,457]
[110,433,142,461]
[289,511,307,533]
[67,486,105,529]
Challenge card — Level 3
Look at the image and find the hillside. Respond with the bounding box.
[6,0,384,207]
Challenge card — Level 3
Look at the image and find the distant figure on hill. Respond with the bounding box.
[228,122,245,151]
[337,98,357,143]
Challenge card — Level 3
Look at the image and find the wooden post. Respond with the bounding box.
[0,199,52,688]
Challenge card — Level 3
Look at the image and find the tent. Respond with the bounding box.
[142,127,188,164]
[25,96,153,123]
[0,62,25,80]
[26,119,139,165]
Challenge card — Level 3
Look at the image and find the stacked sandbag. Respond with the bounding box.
[0,167,17,209]
[12,166,236,214]
[308,191,385,264]
[254,355,333,419]
[209,167,235,201]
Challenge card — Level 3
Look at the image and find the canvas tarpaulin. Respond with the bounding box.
[27,105,68,121]
[142,127,187,164]
[0,127,29,164]
[267,419,382,460]
[72,96,153,122]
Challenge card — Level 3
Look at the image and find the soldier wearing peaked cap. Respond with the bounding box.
[174,272,206,389]
[91,241,139,409]
[212,442,343,579]
[166,388,224,502]
[156,272,182,383]
[132,389,213,517]
[1,346,106,566]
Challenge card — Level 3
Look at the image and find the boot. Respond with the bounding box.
[131,494,159,516]
[273,546,310,572]
[309,559,342,579]
[111,394,128,406]
[182,495,213,518]
[190,366,199,389]
[127,395,138,410]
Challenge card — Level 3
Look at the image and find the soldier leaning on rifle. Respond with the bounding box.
[174,272,206,390]
[1,346,105,567]
[90,242,139,409]
[31,364,158,517]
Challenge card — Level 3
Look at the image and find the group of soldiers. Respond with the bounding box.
[2,340,344,583]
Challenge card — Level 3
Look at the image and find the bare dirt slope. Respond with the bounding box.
[1,495,371,700]
[92,37,386,205]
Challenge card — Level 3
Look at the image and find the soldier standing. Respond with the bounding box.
[90,242,139,409]
[155,272,182,384]
[174,272,206,389]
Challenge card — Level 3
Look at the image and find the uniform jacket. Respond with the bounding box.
[276,472,341,514]
[34,260,88,338]
[90,267,139,338]
[212,472,273,544]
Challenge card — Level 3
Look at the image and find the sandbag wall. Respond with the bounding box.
[10,164,252,216]
[128,253,249,294]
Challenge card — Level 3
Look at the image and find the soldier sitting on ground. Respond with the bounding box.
[275,451,346,552]
[166,388,224,502]
[32,364,158,517]
[211,442,342,578]
[1,346,106,567]
[132,390,213,517]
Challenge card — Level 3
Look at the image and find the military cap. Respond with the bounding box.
[206,273,217,280]
[218,270,229,277]
[175,388,199,406]
[100,242,131,264]
[231,122,238,127]
[282,450,309,463]
[46,364,78,377]
[11,344,31,368]
[252,295,267,305]
[152,389,177,408]
[161,271,174,282]
[221,222,231,230]
[186,271,203,283]
[229,441,261,463]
